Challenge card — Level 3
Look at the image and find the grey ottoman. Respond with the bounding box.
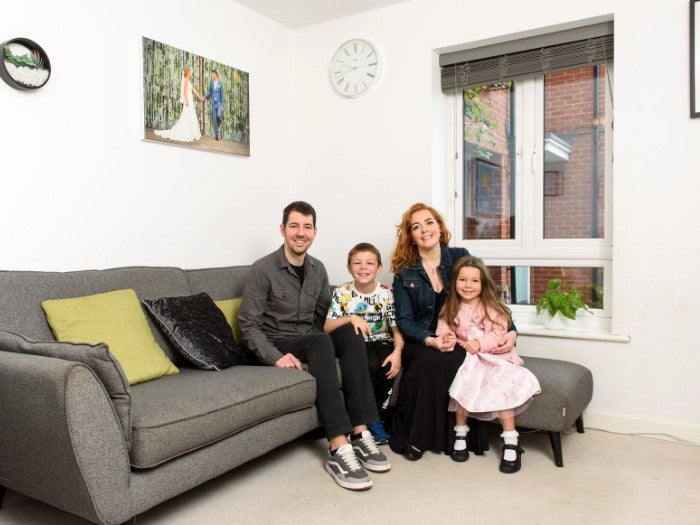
[515,356,594,467]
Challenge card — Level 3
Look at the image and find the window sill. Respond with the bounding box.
[517,323,630,343]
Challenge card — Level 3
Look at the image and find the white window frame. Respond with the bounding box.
[446,65,619,338]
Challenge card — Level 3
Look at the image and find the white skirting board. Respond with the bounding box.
[582,411,700,445]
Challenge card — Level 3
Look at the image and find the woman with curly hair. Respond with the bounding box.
[388,203,516,461]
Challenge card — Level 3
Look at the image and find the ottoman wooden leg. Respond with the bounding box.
[548,431,564,467]
[0,485,6,509]
[575,415,585,433]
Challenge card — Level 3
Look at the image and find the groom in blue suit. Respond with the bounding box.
[204,70,224,140]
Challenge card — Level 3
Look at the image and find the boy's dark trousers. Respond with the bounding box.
[365,339,395,418]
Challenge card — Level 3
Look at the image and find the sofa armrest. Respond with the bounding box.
[0,351,133,524]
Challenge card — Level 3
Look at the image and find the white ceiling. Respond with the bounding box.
[233,0,410,29]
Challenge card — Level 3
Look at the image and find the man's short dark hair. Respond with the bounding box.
[282,201,316,227]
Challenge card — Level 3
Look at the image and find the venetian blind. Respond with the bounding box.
[440,22,614,93]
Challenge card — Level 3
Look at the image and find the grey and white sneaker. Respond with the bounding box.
[351,430,391,472]
[325,443,373,491]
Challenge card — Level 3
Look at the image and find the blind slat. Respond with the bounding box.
[441,34,613,93]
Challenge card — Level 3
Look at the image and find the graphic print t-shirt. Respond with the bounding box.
[326,281,396,342]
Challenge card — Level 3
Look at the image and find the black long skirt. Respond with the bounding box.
[389,340,490,455]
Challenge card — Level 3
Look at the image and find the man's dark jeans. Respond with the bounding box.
[274,324,378,439]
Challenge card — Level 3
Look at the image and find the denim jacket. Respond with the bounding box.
[392,246,469,344]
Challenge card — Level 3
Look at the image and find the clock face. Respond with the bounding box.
[329,39,380,98]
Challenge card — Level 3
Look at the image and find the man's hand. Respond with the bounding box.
[275,353,302,369]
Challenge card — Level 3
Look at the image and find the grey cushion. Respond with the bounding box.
[185,266,251,300]
[0,267,191,364]
[0,329,132,449]
[142,292,254,370]
[516,356,593,432]
[128,366,316,468]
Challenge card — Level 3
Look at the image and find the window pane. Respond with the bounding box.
[487,265,604,309]
[462,84,515,240]
[543,65,607,239]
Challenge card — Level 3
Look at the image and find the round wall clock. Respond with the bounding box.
[329,39,381,98]
[0,38,51,90]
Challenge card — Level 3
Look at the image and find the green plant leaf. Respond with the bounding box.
[536,278,590,321]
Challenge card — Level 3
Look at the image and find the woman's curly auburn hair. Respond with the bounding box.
[390,203,451,274]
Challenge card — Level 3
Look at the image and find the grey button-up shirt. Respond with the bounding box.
[238,246,331,365]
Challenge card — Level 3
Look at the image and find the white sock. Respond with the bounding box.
[501,430,519,461]
[454,424,469,451]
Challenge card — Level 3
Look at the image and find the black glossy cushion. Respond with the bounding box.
[142,292,254,370]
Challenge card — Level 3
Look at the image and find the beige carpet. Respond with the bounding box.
[1,429,698,524]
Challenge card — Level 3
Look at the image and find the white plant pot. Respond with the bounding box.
[545,312,568,330]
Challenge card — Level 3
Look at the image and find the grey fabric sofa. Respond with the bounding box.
[516,355,593,467]
[0,266,321,525]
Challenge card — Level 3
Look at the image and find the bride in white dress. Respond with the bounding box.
[155,67,203,142]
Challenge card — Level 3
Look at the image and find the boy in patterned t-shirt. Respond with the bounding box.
[324,243,404,444]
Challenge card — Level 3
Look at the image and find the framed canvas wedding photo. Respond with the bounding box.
[691,1,700,117]
[142,37,250,156]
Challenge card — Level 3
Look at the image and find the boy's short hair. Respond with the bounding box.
[347,242,382,266]
[282,201,317,227]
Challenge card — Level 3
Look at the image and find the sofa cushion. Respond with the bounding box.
[42,289,179,385]
[128,366,317,468]
[214,297,243,343]
[0,267,191,359]
[0,329,132,449]
[142,292,252,370]
[185,266,251,301]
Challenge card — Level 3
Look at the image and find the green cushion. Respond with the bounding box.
[214,297,243,343]
[42,289,178,385]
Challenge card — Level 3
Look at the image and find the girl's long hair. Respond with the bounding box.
[440,255,512,330]
[390,203,451,274]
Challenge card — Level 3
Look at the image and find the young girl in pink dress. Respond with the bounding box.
[436,256,540,473]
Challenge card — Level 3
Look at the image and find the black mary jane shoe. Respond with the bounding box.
[499,444,524,473]
[403,445,424,461]
[450,434,469,462]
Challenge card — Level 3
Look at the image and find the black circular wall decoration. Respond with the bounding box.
[0,38,51,90]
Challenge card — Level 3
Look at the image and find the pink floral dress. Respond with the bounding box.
[438,302,541,421]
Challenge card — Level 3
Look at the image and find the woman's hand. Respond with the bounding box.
[493,330,517,353]
[382,350,402,380]
[426,332,455,352]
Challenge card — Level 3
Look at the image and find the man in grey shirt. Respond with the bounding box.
[238,201,390,491]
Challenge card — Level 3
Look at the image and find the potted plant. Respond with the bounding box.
[536,278,590,329]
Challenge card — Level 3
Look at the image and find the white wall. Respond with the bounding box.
[1,0,698,440]
[292,0,700,441]
[0,0,302,270]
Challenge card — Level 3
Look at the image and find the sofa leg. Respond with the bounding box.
[0,485,6,509]
[575,414,585,433]
[548,431,564,467]
[121,518,136,525]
